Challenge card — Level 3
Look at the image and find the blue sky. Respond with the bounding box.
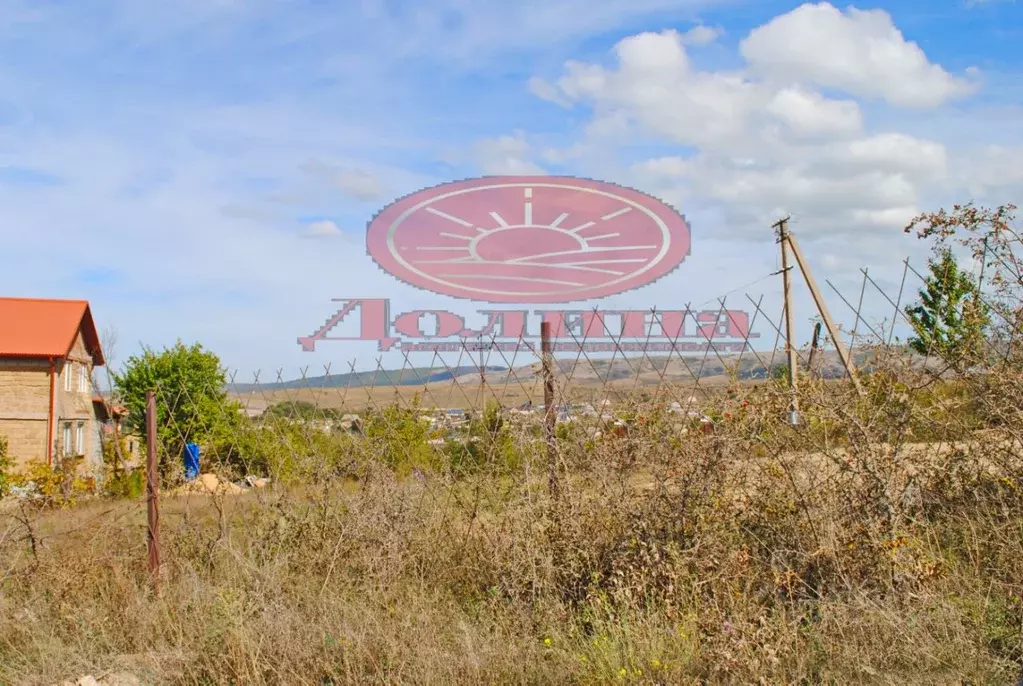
[1,0,1021,378]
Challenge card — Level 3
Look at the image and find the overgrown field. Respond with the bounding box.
[2,351,1023,684]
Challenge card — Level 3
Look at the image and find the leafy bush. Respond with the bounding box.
[445,400,522,475]
[103,467,146,499]
[219,417,357,484]
[8,458,92,507]
[362,400,440,476]
[100,430,133,468]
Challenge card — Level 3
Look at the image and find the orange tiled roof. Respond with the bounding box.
[0,297,104,365]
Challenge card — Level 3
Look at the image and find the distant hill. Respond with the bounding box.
[228,366,507,392]
[226,348,902,392]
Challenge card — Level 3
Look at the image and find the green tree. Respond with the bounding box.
[904,248,990,366]
[114,341,241,478]
[905,202,1019,360]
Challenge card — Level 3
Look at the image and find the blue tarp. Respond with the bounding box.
[184,442,200,480]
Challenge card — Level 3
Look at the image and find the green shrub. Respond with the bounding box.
[104,467,146,499]
[212,416,356,485]
[446,401,522,475]
[360,398,440,476]
[0,434,12,498]
[101,431,133,469]
[8,458,91,507]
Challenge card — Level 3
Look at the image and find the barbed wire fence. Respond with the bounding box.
[0,255,980,557]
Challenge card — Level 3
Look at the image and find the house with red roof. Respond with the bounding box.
[0,297,106,471]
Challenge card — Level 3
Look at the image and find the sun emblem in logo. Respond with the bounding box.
[365,176,691,303]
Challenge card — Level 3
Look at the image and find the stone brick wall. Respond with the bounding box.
[0,357,51,466]
[0,419,48,466]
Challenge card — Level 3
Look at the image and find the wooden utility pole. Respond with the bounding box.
[775,218,800,424]
[145,391,161,596]
[784,229,864,395]
[540,322,559,499]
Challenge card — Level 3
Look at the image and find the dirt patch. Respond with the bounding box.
[167,473,244,497]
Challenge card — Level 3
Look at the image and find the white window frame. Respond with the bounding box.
[64,362,73,392]
[75,421,85,455]
[79,365,89,393]
[62,422,73,456]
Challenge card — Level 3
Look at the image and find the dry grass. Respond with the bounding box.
[2,354,1023,685]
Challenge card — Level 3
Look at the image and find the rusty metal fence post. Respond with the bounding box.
[145,390,161,596]
[540,322,559,500]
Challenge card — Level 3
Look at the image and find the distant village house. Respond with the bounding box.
[0,297,111,474]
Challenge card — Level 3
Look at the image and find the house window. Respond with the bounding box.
[75,422,85,455]
[62,423,73,456]
[79,366,89,393]
[65,362,73,392]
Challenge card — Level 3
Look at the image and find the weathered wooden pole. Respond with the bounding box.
[786,228,864,395]
[145,390,161,596]
[775,217,801,424]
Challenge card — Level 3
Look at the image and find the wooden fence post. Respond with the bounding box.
[540,322,559,500]
[145,390,161,596]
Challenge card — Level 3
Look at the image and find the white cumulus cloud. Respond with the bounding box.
[739,3,978,108]
[525,9,978,261]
